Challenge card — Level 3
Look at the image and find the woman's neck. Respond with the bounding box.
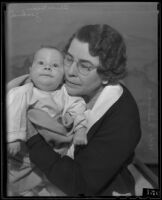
[84,86,104,109]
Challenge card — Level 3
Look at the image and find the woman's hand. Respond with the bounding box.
[8,141,21,156]
[73,127,88,145]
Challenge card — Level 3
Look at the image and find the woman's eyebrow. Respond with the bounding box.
[79,59,94,65]
[67,52,94,65]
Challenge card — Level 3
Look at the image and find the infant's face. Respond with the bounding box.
[30,48,64,91]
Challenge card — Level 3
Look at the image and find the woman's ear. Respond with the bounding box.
[98,73,109,85]
[102,80,108,85]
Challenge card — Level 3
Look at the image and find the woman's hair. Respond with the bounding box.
[64,24,127,84]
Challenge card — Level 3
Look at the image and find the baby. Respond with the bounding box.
[7,46,88,196]
[7,46,88,156]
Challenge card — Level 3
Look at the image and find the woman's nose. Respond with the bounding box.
[68,62,78,76]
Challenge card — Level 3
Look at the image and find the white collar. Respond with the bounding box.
[85,84,123,132]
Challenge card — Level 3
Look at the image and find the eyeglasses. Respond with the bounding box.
[64,53,98,76]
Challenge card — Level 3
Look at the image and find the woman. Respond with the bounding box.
[8,24,141,196]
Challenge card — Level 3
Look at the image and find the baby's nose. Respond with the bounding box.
[44,64,51,70]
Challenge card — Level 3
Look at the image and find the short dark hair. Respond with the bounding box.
[64,24,127,84]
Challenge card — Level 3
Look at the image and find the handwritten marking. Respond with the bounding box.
[8,4,69,22]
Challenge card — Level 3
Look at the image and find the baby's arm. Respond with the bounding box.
[7,85,31,143]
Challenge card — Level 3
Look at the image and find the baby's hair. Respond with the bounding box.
[33,44,63,61]
[39,44,61,52]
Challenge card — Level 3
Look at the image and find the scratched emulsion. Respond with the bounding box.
[5,3,158,163]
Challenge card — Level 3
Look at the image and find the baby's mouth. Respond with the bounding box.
[40,74,53,78]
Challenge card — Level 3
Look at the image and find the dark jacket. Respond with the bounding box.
[27,84,141,196]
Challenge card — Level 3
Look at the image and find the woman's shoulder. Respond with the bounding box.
[118,83,139,112]
[101,83,140,125]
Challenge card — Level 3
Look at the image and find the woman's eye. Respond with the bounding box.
[65,55,73,62]
[80,63,92,70]
[67,57,72,62]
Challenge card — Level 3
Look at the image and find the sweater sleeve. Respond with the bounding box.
[27,134,86,195]
[7,84,32,142]
[27,104,141,196]
[74,111,141,195]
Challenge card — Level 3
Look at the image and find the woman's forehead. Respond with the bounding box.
[68,38,99,65]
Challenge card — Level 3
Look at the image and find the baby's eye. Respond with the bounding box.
[37,61,44,65]
[52,63,59,68]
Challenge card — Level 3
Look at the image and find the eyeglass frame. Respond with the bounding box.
[63,52,99,76]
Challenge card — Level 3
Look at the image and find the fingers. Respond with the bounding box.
[62,112,74,128]
[8,142,21,156]
[73,137,88,145]
[12,148,18,156]
[8,146,18,156]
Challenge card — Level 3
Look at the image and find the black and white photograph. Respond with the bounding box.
[1,2,160,197]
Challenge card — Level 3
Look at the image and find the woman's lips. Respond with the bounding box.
[65,80,80,87]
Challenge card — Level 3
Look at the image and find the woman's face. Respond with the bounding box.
[64,38,103,98]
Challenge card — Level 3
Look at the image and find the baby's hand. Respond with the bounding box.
[62,112,74,129]
[8,141,21,156]
[73,128,87,145]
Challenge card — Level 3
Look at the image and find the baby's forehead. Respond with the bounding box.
[34,48,63,59]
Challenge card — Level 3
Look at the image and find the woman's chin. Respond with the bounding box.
[64,84,81,96]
